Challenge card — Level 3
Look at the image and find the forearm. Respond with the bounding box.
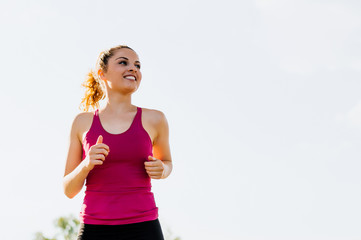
[63,161,90,199]
[161,160,173,179]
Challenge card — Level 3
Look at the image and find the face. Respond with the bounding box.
[99,48,142,94]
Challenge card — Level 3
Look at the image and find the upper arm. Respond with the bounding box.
[63,113,91,177]
[152,111,172,162]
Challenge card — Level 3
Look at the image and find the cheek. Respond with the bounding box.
[138,73,142,81]
[105,69,118,79]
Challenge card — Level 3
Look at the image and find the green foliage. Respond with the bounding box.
[54,216,80,240]
[35,215,181,240]
[33,215,79,240]
[163,225,181,240]
[33,232,56,240]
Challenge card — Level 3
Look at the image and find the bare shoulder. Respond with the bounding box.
[141,108,169,144]
[141,107,168,126]
[73,111,94,127]
[71,111,95,141]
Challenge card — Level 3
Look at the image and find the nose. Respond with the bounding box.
[128,64,137,72]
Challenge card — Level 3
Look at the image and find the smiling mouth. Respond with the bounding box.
[124,75,136,81]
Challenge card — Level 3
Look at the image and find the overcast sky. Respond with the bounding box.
[0,0,360,240]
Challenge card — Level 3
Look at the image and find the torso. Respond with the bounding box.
[77,106,159,146]
[79,106,160,224]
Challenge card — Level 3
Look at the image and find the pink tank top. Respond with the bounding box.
[80,107,158,225]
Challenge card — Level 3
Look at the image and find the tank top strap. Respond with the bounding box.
[131,107,143,130]
[92,109,101,128]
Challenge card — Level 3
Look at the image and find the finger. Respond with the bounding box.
[145,160,163,167]
[146,170,158,175]
[146,168,163,173]
[94,148,109,156]
[96,135,103,144]
[144,161,158,167]
[92,143,110,153]
[145,166,163,171]
[148,156,157,161]
[92,160,104,165]
[148,173,161,179]
[94,154,105,161]
[97,143,110,152]
[98,143,109,152]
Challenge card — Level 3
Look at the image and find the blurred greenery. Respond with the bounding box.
[34,215,79,240]
[163,225,182,240]
[34,215,180,240]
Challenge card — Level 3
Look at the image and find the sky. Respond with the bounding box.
[0,0,361,239]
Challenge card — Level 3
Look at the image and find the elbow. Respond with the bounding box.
[64,188,76,199]
[65,191,75,199]
[63,179,76,199]
[63,185,73,199]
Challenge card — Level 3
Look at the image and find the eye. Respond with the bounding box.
[119,61,127,65]
[135,64,141,69]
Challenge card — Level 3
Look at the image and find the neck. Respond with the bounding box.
[103,91,135,114]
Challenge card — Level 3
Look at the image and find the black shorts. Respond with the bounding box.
[77,219,164,240]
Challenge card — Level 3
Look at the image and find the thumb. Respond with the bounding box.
[148,156,156,161]
[96,135,103,144]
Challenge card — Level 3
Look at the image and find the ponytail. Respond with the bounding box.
[80,71,104,112]
[80,45,134,112]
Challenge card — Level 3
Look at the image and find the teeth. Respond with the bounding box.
[124,76,136,80]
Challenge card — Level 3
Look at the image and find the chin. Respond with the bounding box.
[121,86,138,94]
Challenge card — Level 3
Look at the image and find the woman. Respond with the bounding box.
[63,45,172,240]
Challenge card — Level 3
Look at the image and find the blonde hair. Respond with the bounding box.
[80,45,135,112]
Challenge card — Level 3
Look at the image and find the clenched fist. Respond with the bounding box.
[83,135,110,171]
[144,156,165,179]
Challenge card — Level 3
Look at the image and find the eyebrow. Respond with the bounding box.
[115,57,140,63]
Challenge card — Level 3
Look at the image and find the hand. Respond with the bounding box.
[83,135,110,171]
[144,156,165,179]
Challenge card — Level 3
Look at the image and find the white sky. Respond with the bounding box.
[0,0,360,239]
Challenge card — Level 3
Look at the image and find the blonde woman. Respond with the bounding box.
[63,45,172,240]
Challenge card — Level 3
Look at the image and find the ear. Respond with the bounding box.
[98,69,106,81]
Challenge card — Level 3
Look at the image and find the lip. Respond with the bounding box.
[123,74,137,81]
